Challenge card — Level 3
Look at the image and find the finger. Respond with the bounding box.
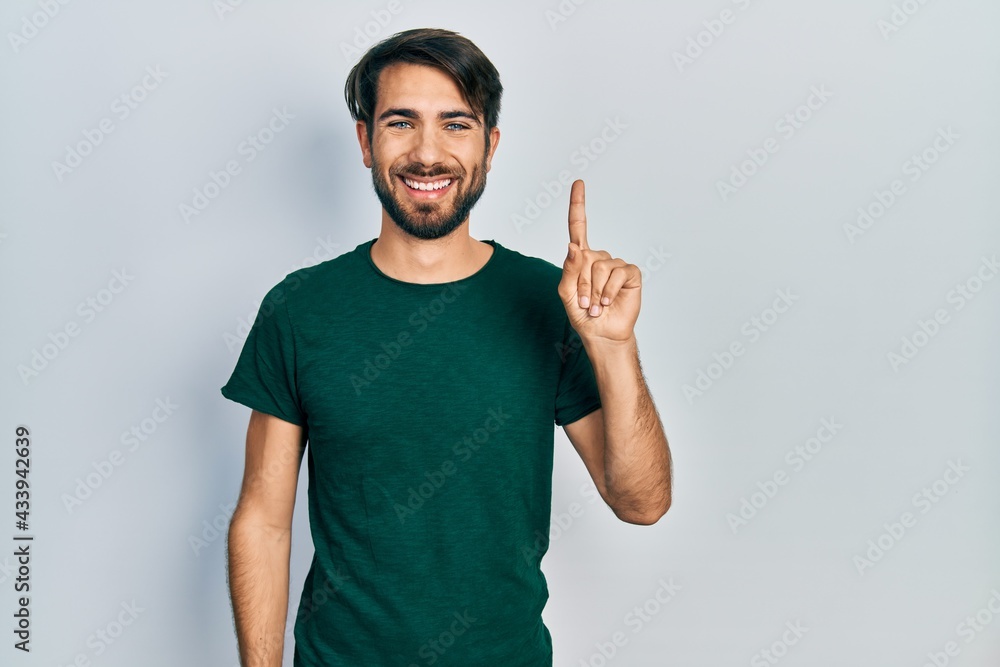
[588,258,625,315]
[575,247,594,310]
[559,242,583,306]
[568,179,589,251]
[595,263,636,313]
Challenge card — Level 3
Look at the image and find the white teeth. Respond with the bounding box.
[403,177,452,191]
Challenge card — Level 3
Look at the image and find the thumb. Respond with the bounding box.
[560,242,583,305]
[565,242,581,265]
[563,242,583,277]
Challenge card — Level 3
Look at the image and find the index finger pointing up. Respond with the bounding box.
[568,179,589,250]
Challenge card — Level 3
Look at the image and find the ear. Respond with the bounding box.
[485,126,500,173]
[356,120,372,169]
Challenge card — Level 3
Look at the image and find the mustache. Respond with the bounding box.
[390,164,464,179]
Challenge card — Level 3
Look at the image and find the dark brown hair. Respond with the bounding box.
[344,27,503,144]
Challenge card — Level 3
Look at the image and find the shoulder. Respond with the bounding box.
[492,242,570,329]
[261,239,369,306]
[495,241,564,286]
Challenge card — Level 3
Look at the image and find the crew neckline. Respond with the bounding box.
[364,237,503,287]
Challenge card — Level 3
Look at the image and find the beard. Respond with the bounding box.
[370,149,488,241]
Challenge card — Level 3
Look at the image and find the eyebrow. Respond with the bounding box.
[377,108,482,125]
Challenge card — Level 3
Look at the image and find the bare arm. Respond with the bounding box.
[564,335,672,525]
[226,409,306,667]
[558,180,670,525]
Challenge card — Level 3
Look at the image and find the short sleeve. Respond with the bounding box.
[554,317,602,426]
[220,282,306,426]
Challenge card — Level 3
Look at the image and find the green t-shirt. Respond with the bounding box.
[221,237,601,666]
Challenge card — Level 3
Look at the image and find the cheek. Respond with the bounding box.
[461,151,485,175]
[373,136,404,164]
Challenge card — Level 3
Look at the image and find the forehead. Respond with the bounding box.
[374,62,475,115]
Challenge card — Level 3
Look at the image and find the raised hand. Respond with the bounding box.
[558,179,642,344]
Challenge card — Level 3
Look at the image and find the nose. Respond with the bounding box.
[406,124,447,170]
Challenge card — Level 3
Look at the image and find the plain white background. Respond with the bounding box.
[2,1,999,665]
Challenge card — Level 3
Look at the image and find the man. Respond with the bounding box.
[222,27,671,667]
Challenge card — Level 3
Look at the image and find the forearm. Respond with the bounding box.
[584,334,672,523]
[227,510,292,667]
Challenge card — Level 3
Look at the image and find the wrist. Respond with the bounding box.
[581,333,637,356]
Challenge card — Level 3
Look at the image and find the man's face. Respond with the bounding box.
[357,63,500,240]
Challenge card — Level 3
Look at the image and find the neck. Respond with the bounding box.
[370,219,494,284]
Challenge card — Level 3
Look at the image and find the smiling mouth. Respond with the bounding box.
[398,174,455,197]
[402,176,452,190]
